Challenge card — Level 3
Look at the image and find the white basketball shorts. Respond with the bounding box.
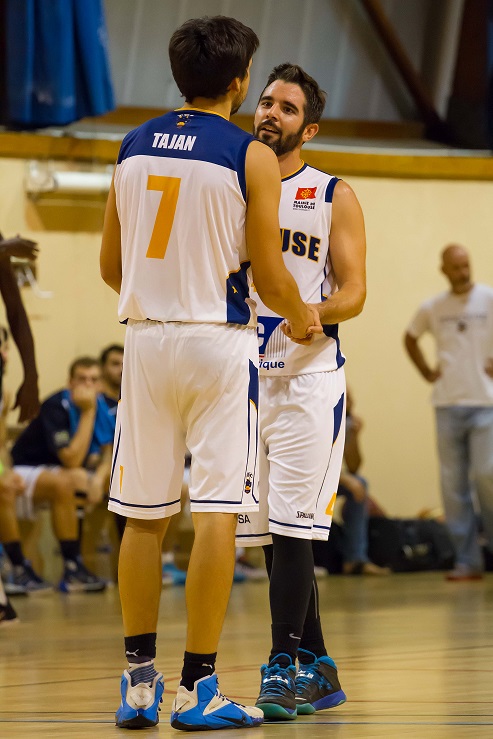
[236,367,346,545]
[108,320,259,520]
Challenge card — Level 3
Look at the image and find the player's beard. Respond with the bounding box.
[254,122,305,156]
[231,87,247,116]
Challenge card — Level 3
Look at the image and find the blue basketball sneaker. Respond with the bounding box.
[255,655,297,720]
[170,673,263,731]
[295,650,346,714]
[116,666,164,729]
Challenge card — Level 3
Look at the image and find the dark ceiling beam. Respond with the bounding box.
[359,0,449,142]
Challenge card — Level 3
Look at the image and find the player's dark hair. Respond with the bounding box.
[100,344,124,366]
[262,63,326,125]
[69,356,100,379]
[169,16,259,102]
[0,325,8,347]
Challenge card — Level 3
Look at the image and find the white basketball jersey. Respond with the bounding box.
[255,163,345,375]
[114,109,256,326]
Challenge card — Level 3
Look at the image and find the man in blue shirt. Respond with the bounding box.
[1,357,113,593]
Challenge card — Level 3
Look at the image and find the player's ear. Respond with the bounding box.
[227,76,242,94]
[302,123,318,144]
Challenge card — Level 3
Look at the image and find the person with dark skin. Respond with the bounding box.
[0,232,39,422]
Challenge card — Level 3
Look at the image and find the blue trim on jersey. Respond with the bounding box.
[236,136,251,201]
[324,177,339,203]
[109,496,181,509]
[281,162,308,182]
[258,316,284,357]
[117,110,255,199]
[332,391,345,445]
[226,262,251,324]
[269,517,312,530]
[323,323,345,367]
[313,524,331,531]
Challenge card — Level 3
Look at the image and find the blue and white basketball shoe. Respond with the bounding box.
[116,667,164,729]
[170,673,263,731]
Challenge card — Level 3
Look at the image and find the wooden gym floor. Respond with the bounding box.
[0,572,492,738]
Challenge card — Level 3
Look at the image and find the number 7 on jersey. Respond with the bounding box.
[146,175,181,259]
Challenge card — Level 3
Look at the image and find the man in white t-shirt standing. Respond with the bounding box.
[404,245,493,581]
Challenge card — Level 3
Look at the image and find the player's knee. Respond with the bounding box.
[52,475,78,506]
[67,467,89,491]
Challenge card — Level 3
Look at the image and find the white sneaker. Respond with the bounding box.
[116,668,164,729]
[170,673,263,730]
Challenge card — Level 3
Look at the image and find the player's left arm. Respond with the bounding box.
[312,180,366,324]
[100,179,122,294]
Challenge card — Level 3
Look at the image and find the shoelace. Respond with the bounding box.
[296,667,329,693]
[261,667,293,697]
[213,689,246,709]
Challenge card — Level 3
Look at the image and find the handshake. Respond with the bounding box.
[281,303,323,346]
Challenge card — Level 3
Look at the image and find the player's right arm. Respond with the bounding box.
[100,180,122,294]
[245,141,319,339]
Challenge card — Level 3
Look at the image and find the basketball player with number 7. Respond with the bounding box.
[100,16,320,732]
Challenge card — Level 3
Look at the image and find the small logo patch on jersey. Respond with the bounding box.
[176,113,194,127]
[296,187,317,199]
[244,472,254,494]
[54,430,70,447]
[293,186,317,210]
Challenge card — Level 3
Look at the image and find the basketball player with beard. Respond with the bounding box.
[236,64,366,719]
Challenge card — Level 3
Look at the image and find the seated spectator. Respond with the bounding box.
[1,356,113,593]
[337,390,390,576]
[100,343,123,409]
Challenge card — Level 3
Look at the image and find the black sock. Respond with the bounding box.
[268,534,314,665]
[4,541,26,567]
[299,577,327,658]
[263,543,273,578]
[114,513,126,541]
[59,539,80,562]
[74,490,88,545]
[124,632,157,663]
[181,651,216,691]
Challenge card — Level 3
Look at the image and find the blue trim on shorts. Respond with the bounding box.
[244,359,259,504]
[109,426,121,491]
[189,498,246,505]
[332,391,345,445]
[269,517,312,530]
[108,496,181,509]
[313,524,331,531]
[236,532,271,538]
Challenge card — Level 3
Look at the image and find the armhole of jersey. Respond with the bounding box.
[237,136,254,203]
[324,176,339,203]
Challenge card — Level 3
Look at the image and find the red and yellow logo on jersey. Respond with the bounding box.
[295,187,317,200]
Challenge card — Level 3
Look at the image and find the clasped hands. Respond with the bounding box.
[281,304,323,346]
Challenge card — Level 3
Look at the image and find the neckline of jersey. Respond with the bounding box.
[281,162,307,182]
[175,106,229,121]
